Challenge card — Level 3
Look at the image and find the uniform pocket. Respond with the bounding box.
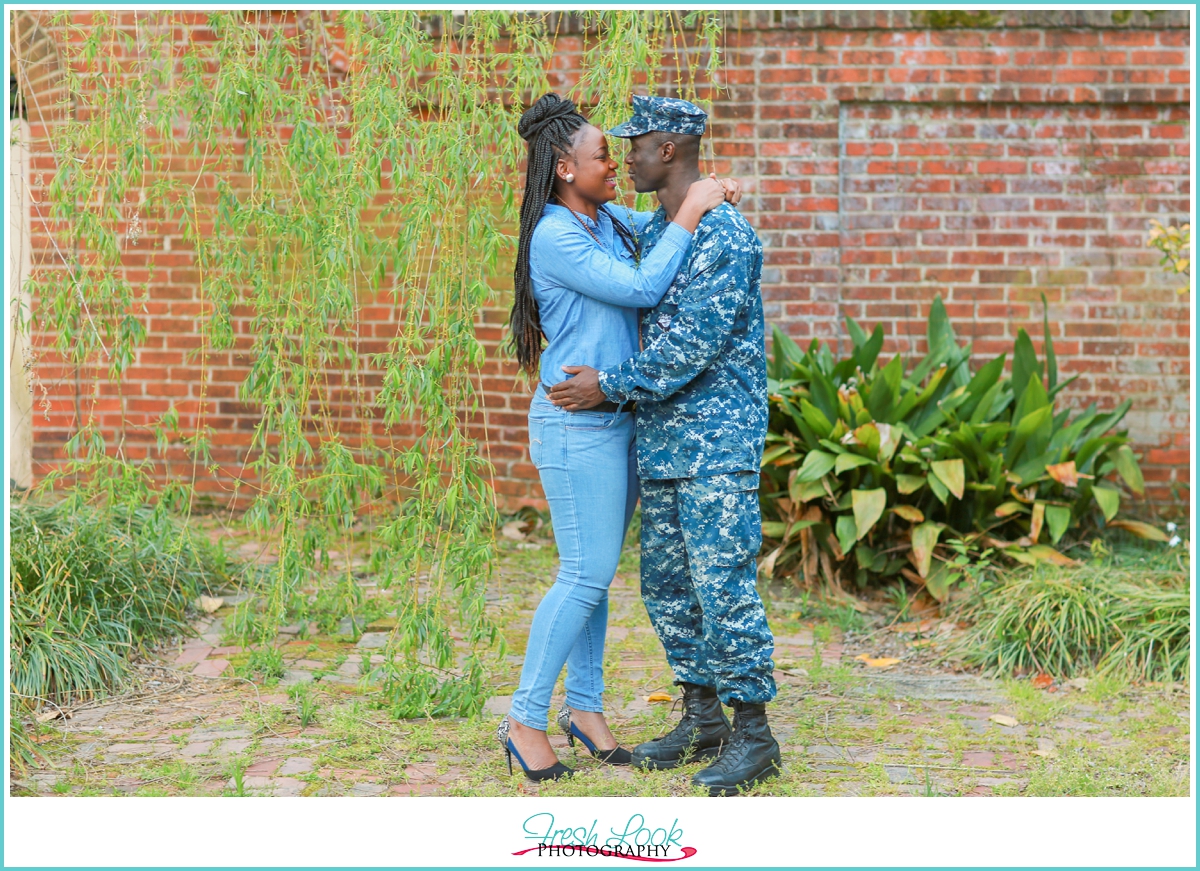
[682,471,762,567]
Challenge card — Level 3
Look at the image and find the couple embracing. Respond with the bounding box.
[498,93,780,797]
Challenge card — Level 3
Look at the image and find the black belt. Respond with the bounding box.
[590,400,634,413]
[539,383,634,414]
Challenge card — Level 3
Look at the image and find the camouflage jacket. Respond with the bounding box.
[598,202,768,480]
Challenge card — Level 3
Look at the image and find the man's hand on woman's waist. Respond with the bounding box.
[547,366,607,410]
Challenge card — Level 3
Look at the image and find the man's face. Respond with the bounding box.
[623,132,667,194]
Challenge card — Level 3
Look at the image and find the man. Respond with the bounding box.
[547,95,780,796]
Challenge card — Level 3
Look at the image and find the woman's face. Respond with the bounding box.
[558,124,619,205]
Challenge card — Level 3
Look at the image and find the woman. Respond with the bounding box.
[497,93,738,781]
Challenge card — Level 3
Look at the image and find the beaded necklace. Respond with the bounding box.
[551,194,604,246]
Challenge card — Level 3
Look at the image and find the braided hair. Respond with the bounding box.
[511,93,640,375]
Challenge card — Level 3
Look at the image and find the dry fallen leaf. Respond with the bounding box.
[1032,673,1055,689]
[1063,677,1091,691]
[35,710,63,723]
[1032,738,1058,758]
[988,714,1019,727]
[854,654,901,668]
[645,692,675,703]
[198,596,224,614]
[889,619,937,634]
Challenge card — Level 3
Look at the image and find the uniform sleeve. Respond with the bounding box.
[532,219,693,308]
[598,240,751,403]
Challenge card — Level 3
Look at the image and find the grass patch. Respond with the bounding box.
[9,499,234,770]
[1023,740,1188,797]
[954,552,1190,681]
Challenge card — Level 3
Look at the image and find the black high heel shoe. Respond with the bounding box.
[496,717,573,782]
[557,706,633,765]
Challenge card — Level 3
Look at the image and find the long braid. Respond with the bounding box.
[511,94,586,375]
[602,205,641,262]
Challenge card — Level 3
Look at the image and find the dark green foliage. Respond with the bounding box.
[957,562,1189,682]
[9,500,232,767]
[760,296,1154,599]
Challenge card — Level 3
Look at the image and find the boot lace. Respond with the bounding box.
[706,712,753,772]
[655,697,697,741]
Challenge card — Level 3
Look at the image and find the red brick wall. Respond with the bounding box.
[13,10,1191,511]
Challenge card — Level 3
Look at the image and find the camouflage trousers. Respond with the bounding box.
[640,471,776,705]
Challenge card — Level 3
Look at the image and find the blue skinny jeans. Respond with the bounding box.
[507,388,638,731]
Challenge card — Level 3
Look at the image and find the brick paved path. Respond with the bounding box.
[13,543,1190,797]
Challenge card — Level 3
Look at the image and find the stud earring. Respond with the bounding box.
[565,173,575,183]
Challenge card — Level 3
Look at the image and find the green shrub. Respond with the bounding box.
[956,564,1189,682]
[9,500,233,768]
[760,296,1158,599]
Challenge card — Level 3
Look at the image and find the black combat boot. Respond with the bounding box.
[691,700,782,796]
[632,682,732,770]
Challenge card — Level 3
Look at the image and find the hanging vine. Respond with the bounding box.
[24,10,725,717]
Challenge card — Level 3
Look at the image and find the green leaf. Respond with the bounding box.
[796,450,838,483]
[923,562,960,603]
[927,472,950,504]
[790,476,827,504]
[800,399,834,439]
[836,514,858,556]
[911,522,942,579]
[835,453,875,475]
[1011,328,1043,407]
[1093,483,1120,521]
[852,488,887,540]
[1113,445,1145,496]
[930,458,965,500]
[1045,505,1071,545]
[809,366,838,423]
[760,444,793,467]
[845,315,868,348]
[770,326,806,379]
[1042,293,1058,391]
[866,354,903,421]
[1005,404,1053,468]
[787,519,819,537]
[854,325,885,374]
[926,296,957,360]
[1011,367,1050,427]
[762,521,788,538]
[852,423,882,459]
[959,353,1006,420]
[896,474,926,495]
[969,381,1005,425]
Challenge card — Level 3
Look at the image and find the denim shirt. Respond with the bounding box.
[530,203,693,388]
[597,203,768,480]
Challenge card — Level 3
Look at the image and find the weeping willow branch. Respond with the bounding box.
[26,10,725,718]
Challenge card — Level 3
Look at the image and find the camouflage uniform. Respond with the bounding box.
[599,97,776,704]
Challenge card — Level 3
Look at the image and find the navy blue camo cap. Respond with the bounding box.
[607,95,707,138]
